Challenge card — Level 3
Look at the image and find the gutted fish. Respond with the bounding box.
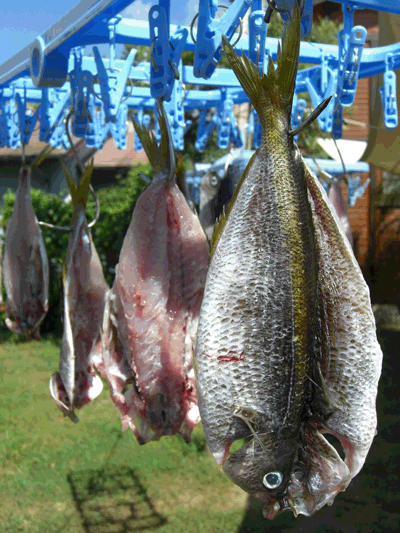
[2,166,49,338]
[195,3,381,520]
[101,102,209,444]
[328,178,353,248]
[49,162,108,422]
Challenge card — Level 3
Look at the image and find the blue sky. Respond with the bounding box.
[0,0,198,66]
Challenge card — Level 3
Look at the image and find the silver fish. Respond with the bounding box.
[195,4,382,520]
[101,102,209,444]
[49,161,109,422]
[2,166,49,338]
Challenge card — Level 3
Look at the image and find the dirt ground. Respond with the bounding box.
[236,327,400,533]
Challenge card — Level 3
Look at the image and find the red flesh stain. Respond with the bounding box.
[217,351,246,363]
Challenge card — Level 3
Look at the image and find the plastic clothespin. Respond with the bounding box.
[249,11,267,72]
[95,106,110,149]
[0,92,9,147]
[39,88,70,143]
[291,96,306,143]
[134,108,151,152]
[195,107,218,152]
[1,90,21,148]
[15,88,37,145]
[110,103,128,149]
[163,63,187,150]
[380,53,398,129]
[229,109,243,149]
[216,89,233,149]
[167,27,189,100]
[335,4,366,108]
[193,0,253,79]
[304,66,336,133]
[347,175,370,207]
[248,108,261,149]
[92,23,136,123]
[72,71,94,137]
[149,5,174,100]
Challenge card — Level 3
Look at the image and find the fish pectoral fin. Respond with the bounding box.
[289,96,332,138]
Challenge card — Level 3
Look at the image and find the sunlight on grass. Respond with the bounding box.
[0,338,249,533]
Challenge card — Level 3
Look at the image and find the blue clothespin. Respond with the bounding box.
[72,71,94,137]
[110,103,128,149]
[334,4,366,109]
[216,89,233,149]
[248,108,261,149]
[348,175,370,207]
[0,93,9,147]
[291,96,306,143]
[39,88,70,143]
[134,108,151,151]
[95,106,110,149]
[195,107,218,152]
[249,11,267,72]
[163,63,186,150]
[92,32,136,122]
[305,66,336,133]
[15,88,37,145]
[229,109,243,149]
[1,91,20,148]
[193,0,253,79]
[380,53,398,129]
[149,5,187,101]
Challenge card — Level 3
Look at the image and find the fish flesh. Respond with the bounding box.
[2,166,49,338]
[328,178,354,248]
[49,162,108,422]
[195,3,382,519]
[101,102,209,444]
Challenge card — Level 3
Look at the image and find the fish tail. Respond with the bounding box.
[61,159,94,209]
[132,101,175,182]
[221,1,300,122]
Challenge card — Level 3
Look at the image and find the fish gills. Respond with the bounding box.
[101,102,209,443]
[195,2,318,509]
[3,167,49,338]
[49,161,109,422]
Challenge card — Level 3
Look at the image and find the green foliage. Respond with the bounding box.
[0,163,152,335]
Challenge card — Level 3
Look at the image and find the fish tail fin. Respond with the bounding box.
[132,101,175,182]
[221,1,300,120]
[61,159,94,209]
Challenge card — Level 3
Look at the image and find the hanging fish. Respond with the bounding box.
[195,2,381,519]
[101,102,209,444]
[328,178,354,248]
[49,161,109,422]
[199,154,251,240]
[2,165,49,338]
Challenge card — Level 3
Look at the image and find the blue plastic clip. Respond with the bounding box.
[134,108,151,152]
[0,91,20,148]
[305,66,336,132]
[248,11,267,71]
[163,63,186,150]
[216,89,232,149]
[92,39,136,122]
[229,109,243,148]
[193,0,253,79]
[248,108,261,149]
[15,88,37,145]
[195,107,218,152]
[149,5,173,100]
[72,71,94,137]
[94,106,110,150]
[348,175,370,207]
[336,25,367,107]
[39,88,70,143]
[380,53,398,129]
[110,103,128,149]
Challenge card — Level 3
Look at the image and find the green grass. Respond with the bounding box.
[0,338,249,533]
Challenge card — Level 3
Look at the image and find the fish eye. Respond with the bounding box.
[262,471,283,490]
[210,174,219,187]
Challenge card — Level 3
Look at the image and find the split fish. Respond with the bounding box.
[195,3,382,519]
[2,166,49,338]
[328,178,354,248]
[49,161,109,422]
[101,102,209,444]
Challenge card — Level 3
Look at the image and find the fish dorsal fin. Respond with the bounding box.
[132,101,175,183]
[221,2,300,120]
[210,152,257,257]
[61,159,94,210]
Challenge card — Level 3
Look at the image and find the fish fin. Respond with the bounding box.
[132,101,175,182]
[61,159,94,209]
[221,2,300,119]
[289,96,333,137]
[210,151,257,257]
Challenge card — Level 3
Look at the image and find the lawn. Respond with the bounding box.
[1,330,400,533]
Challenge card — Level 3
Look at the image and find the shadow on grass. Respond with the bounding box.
[237,328,400,533]
[66,464,167,533]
